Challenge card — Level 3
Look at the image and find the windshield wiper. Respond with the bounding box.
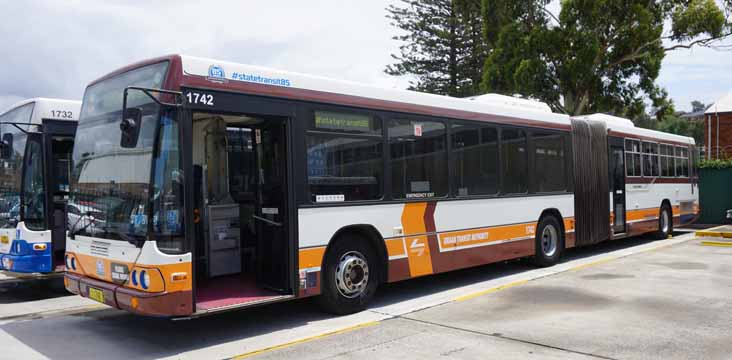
[69,211,95,239]
[110,230,146,247]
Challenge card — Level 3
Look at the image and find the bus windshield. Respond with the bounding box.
[69,62,169,242]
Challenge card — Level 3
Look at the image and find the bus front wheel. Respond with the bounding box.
[532,215,564,267]
[318,235,379,315]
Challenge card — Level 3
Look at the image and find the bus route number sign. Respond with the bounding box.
[185,91,214,107]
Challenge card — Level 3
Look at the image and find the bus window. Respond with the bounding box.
[451,122,498,196]
[533,131,566,192]
[389,118,447,199]
[501,128,528,194]
[307,111,383,202]
[675,146,690,177]
[625,139,641,177]
[660,144,675,177]
[642,142,659,177]
[151,112,184,253]
[22,139,46,231]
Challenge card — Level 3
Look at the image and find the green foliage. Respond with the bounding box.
[385,0,487,97]
[656,101,706,144]
[699,158,732,169]
[479,0,731,117]
[658,114,704,146]
[691,100,707,113]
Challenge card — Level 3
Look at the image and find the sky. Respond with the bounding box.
[1,0,730,114]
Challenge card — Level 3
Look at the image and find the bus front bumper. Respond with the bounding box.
[0,252,53,273]
[64,273,192,317]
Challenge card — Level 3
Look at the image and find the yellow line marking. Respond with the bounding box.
[701,241,732,247]
[453,279,529,302]
[231,321,380,359]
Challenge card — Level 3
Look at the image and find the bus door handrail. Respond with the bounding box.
[252,215,283,227]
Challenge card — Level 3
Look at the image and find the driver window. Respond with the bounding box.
[151,112,185,253]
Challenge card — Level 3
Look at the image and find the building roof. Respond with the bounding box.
[705,92,732,114]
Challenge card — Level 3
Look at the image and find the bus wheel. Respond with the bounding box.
[656,205,673,239]
[318,236,379,315]
[532,215,564,267]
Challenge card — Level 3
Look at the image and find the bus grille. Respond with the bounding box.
[90,241,111,257]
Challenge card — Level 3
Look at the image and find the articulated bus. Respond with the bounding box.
[0,98,80,275]
[64,55,699,317]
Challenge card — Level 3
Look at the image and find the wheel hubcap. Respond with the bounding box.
[661,210,670,233]
[541,225,558,257]
[335,251,369,298]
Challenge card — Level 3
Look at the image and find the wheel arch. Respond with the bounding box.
[322,224,388,284]
[538,208,565,236]
[660,199,672,211]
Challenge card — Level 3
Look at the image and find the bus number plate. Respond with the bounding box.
[88,287,105,304]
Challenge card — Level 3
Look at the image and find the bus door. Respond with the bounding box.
[42,120,76,266]
[609,139,626,234]
[252,120,289,291]
[190,108,291,297]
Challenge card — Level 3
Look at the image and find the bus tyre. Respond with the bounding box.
[532,216,564,267]
[657,205,673,239]
[318,236,379,315]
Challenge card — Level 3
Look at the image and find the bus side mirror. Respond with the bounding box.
[120,108,142,148]
[0,133,13,159]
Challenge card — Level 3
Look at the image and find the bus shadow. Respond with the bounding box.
[0,277,69,304]
[0,233,682,360]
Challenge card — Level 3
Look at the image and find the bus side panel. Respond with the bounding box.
[623,181,697,237]
[296,194,574,295]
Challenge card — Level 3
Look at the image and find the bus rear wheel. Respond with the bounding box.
[532,215,564,267]
[656,205,673,239]
[318,235,379,315]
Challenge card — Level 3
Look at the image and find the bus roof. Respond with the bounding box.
[0,97,81,125]
[177,55,572,129]
[572,113,695,145]
[90,55,696,145]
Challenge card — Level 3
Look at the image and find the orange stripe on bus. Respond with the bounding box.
[401,202,433,277]
[626,207,660,221]
[438,222,535,250]
[299,247,326,269]
[385,238,406,257]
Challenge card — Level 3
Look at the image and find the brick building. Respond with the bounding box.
[705,93,732,159]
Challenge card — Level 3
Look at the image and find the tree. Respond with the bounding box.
[691,100,707,113]
[385,0,487,97]
[481,0,732,120]
[657,101,707,144]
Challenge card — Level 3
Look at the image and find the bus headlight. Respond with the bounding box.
[140,270,150,290]
[33,243,47,251]
[128,267,164,292]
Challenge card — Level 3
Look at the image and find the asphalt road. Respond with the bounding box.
[1,231,727,360]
